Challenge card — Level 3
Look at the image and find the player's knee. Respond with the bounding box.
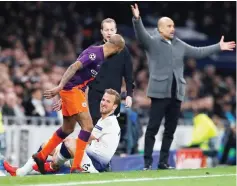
[82,120,93,132]
[86,120,93,131]
[63,139,71,149]
[62,120,76,134]
[62,127,74,134]
[64,138,76,156]
[63,116,76,131]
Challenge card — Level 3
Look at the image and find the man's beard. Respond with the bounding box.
[100,108,110,115]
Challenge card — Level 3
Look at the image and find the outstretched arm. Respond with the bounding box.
[183,42,221,59]
[183,36,236,59]
[131,3,152,49]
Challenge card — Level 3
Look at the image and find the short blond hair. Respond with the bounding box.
[101,18,117,29]
[104,88,121,106]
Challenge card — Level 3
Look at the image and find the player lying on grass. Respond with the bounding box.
[4,89,121,176]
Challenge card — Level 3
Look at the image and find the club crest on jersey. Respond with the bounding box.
[89,53,96,61]
[82,102,87,107]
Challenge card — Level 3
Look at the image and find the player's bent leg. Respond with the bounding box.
[66,152,99,173]
[41,138,76,173]
[63,138,77,157]
[33,117,76,174]
[51,138,76,169]
[70,112,93,172]
[39,116,76,159]
[51,141,72,169]
[51,138,98,173]
[34,143,68,174]
[80,153,99,173]
[50,138,75,171]
[32,145,62,173]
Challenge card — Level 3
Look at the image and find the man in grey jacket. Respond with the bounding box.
[131,3,236,170]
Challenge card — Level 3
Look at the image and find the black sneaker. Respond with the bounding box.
[143,165,152,170]
[158,163,174,170]
[32,153,46,174]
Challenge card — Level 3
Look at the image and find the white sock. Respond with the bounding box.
[54,152,67,167]
[16,157,34,176]
[64,159,73,168]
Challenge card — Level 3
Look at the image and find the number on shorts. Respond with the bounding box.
[82,163,90,171]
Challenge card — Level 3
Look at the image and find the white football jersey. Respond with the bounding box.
[86,114,120,169]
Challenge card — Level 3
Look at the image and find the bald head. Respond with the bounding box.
[103,34,125,57]
[158,17,173,29]
[157,17,175,40]
[109,34,125,50]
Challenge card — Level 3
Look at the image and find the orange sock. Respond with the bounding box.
[71,138,87,170]
[38,132,64,161]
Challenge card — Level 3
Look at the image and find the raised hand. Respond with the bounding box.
[220,36,236,51]
[131,3,140,19]
[125,96,132,108]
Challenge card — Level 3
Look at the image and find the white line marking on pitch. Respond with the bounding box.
[20,174,237,186]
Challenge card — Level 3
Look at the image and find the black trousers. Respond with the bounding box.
[220,128,236,165]
[88,88,120,125]
[144,75,181,166]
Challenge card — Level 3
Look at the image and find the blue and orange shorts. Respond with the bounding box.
[59,87,88,117]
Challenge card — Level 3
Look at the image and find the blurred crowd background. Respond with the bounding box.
[0,2,236,165]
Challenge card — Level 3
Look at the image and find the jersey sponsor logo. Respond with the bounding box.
[89,53,96,61]
[95,125,103,131]
[82,102,87,107]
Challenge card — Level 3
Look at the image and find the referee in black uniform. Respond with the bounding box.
[88,18,134,125]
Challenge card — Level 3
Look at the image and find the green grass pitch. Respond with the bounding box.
[0,166,236,186]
